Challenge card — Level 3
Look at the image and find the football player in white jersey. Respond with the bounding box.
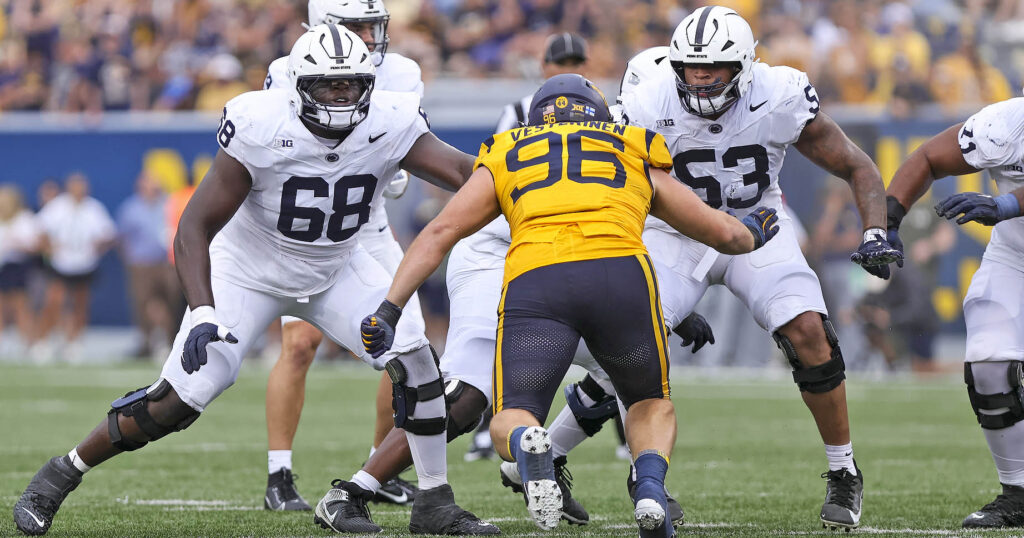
[886,98,1024,529]
[12,25,497,537]
[619,6,902,530]
[262,0,424,511]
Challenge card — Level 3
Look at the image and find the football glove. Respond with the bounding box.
[935,191,1021,226]
[741,206,780,250]
[361,300,403,358]
[674,312,715,353]
[382,170,410,199]
[181,306,237,374]
[850,227,904,280]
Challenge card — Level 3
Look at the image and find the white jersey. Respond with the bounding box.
[265,51,424,248]
[212,88,428,297]
[622,62,818,231]
[958,98,1024,268]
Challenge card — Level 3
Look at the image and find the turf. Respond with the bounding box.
[0,362,1015,537]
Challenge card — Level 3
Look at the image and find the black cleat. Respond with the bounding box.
[962,483,1024,528]
[408,484,500,535]
[373,475,417,505]
[627,467,684,528]
[264,469,312,511]
[820,462,863,531]
[498,455,588,525]
[13,456,83,536]
[313,479,382,534]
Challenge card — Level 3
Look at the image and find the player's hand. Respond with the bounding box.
[182,306,237,374]
[741,207,780,250]
[934,192,1021,226]
[850,228,904,280]
[382,170,410,199]
[361,300,403,358]
[674,312,715,353]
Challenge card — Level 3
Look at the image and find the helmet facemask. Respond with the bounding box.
[671,61,742,117]
[296,73,375,133]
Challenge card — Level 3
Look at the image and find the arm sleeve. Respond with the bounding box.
[959,102,1024,170]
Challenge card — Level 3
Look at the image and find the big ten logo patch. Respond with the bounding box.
[572,104,584,113]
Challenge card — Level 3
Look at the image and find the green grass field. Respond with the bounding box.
[0,362,1016,537]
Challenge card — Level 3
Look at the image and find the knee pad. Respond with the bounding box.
[443,379,488,441]
[773,314,846,394]
[965,361,1024,430]
[564,374,619,436]
[385,359,447,436]
[107,380,199,451]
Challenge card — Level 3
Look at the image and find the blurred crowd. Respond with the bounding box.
[1,0,1023,114]
[0,173,184,361]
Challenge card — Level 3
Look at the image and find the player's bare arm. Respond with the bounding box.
[795,112,885,231]
[173,149,252,310]
[386,167,500,307]
[400,132,475,192]
[888,123,977,209]
[796,111,902,277]
[649,167,777,254]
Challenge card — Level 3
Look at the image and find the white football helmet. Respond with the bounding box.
[308,0,389,66]
[288,24,376,133]
[668,6,757,117]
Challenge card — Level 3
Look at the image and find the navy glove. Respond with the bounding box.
[181,306,238,374]
[741,206,780,250]
[361,300,403,358]
[850,228,904,280]
[673,312,715,353]
[935,192,1021,226]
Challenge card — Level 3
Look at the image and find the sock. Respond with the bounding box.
[268,450,292,474]
[351,470,382,494]
[398,347,448,490]
[632,451,669,508]
[473,430,492,448]
[548,405,588,458]
[68,448,91,473]
[825,443,855,475]
[508,426,528,462]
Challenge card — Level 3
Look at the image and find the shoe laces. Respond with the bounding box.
[553,457,574,493]
[276,471,301,501]
[980,492,1024,515]
[390,475,415,491]
[24,493,59,518]
[821,469,858,509]
[329,479,373,518]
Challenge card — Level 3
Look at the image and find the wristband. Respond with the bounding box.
[190,305,217,327]
[994,193,1022,220]
[886,195,907,231]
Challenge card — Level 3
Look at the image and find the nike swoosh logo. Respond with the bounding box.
[844,452,851,456]
[20,507,46,528]
[378,225,387,233]
[969,513,985,519]
[378,490,408,503]
[368,132,387,143]
[326,507,339,520]
[749,100,768,112]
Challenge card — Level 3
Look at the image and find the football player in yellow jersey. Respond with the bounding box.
[360,74,780,536]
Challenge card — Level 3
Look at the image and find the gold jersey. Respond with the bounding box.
[474,121,673,284]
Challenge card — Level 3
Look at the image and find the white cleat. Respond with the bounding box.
[635,498,667,531]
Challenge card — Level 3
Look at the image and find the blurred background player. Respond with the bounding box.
[619,6,902,530]
[886,96,1024,528]
[465,31,595,463]
[261,0,425,511]
[361,72,780,537]
[0,185,39,354]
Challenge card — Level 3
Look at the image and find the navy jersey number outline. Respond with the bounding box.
[278,174,378,242]
[960,126,977,155]
[508,130,627,203]
[673,144,770,209]
[217,107,236,148]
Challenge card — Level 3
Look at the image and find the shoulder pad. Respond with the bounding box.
[265,56,289,90]
[378,54,424,96]
[619,79,675,129]
[960,98,1024,169]
[220,90,292,168]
